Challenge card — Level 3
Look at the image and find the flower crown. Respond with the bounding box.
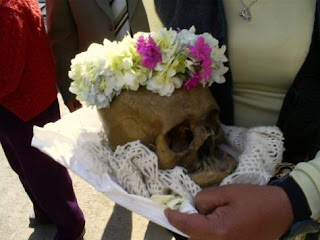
[69,26,228,109]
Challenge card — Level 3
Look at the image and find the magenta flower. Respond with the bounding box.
[189,36,212,62]
[184,71,202,90]
[137,35,162,69]
[187,36,214,87]
[200,59,213,82]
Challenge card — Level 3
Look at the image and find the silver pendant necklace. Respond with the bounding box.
[239,0,258,21]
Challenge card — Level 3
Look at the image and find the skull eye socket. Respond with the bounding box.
[165,120,194,153]
[205,109,220,135]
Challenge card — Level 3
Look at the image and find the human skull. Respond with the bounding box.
[98,86,236,187]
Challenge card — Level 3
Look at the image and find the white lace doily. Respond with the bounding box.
[71,123,284,212]
[220,125,284,185]
[31,107,284,236]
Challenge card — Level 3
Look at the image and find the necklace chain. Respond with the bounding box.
[239,0,258,21]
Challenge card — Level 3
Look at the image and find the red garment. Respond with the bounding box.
[0,0,58,121]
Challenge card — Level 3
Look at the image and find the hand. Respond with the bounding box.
[165,184,294,240]
[66,100,82,112]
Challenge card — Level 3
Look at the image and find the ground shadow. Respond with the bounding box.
[101,204,175,240]
[28,225,56,240]
[144,221,175,240]
[101,204,132,240]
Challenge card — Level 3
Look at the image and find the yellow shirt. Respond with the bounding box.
[291,152,320,222]
[144,0,320,223]
[224,0,320,224]
[224,0,316,127]
[141,0,164,31]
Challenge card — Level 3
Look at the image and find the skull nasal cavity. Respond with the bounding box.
[165,120,194,153]
[197,138,212,161]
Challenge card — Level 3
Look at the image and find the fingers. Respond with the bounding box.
[166,185,295,240]
[195,186,230,214]
[165,208,219,240]
[165,186,236,239]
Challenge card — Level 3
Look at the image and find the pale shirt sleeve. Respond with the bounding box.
[290,151,320,222]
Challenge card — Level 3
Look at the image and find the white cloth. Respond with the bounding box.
[31,107,284,237]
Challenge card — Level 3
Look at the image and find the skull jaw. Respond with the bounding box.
[189,148,237,187]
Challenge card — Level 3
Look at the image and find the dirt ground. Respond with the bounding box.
[0,96,175,240]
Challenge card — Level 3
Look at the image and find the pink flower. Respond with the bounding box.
[189,36,212,62]
[200,59,213,82]
[188,36,214,85]
[184,71,202,90]
[137,35,162,69]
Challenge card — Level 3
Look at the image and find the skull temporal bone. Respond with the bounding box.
[98,86,237,187]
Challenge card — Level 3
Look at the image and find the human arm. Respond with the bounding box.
[165,153,320,240]
[165,184,293,240]
[290,151,320,222]
[0,6,26,100]
[46,0,82,112]
[265,153,320,239]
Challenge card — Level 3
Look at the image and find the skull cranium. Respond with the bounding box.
[98,86,236,187]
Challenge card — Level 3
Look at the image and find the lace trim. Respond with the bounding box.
[74,125,284,211]
[221,125,284,185]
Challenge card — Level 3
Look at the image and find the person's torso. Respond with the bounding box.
[224,0,317,127]
[0,0,58,121]
[68,0,153,50]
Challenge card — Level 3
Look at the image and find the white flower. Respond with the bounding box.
[209,63,229,85]
[212,45,228,62]
[147,73,183,96]
[177,26,198,46]
[68,43,118,107]
[122,57,133,70]
[68,26,229,108]
[201,32,219,48]
[123,71,140,91]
